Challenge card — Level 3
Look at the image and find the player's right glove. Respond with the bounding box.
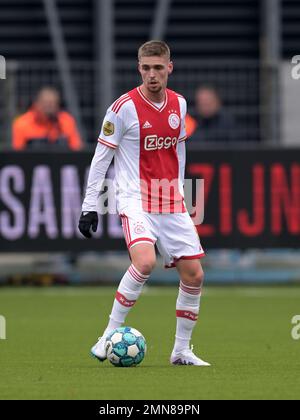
[78,211,98,239]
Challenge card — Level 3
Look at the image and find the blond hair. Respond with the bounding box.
[138,40,171,61]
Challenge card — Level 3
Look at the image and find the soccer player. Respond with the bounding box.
[79,41,210,366]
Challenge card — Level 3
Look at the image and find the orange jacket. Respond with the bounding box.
[185,113,198,138]
[12,107,83,151]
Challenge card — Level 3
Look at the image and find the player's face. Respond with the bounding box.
[139,56,173,94]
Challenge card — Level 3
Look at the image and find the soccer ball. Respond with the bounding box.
[105,327,146,367]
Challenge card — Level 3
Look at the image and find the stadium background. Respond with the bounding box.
[0,0,299,286]
[0,0,300,401]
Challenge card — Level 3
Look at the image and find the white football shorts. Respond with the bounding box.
[120,209,205,268]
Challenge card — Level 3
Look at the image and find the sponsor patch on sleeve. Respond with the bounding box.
[103,121,115,136]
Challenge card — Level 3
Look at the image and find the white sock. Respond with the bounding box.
[102,264,150,338]
[174,281,202,353]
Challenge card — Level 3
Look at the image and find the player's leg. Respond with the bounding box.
[157,212,210,366]
[174,258,204,350]
[103,243,156,336]
[129,242,157,275]
[91,209,157,362]
[171,258,210,366]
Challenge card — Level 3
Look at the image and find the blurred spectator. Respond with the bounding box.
[12,87,83,151]
[186,86,240,143]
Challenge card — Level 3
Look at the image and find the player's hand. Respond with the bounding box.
[78,211,98,238]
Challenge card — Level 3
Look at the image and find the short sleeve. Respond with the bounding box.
[178,96,187,143]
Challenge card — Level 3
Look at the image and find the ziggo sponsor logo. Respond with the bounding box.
[144,135,178,151]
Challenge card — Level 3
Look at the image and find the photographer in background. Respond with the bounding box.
[12,87,83,151]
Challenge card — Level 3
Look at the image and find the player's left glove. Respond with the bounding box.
[78,211,98,238]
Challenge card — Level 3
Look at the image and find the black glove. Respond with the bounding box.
[78,211,98,238]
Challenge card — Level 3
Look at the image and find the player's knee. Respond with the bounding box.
[130,244,156,276]
[133,257,156,276]
[191,270,204,288]
[182,266,204,288]
[198,268,205,287]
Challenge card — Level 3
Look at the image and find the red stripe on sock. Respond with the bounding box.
[130,265,149,280]
[115,291,136,307]
[128,266,145,284]
[180,283,201,295]
[176,310,198,321]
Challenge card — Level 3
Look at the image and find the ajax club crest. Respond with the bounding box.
[168,113,180,130]
[134,222,146,234]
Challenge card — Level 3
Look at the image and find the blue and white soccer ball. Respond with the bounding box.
[105,327,147,367]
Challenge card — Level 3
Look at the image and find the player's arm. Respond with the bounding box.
[79,108,124,238]
[177,96,188,189]
[79,144,115,238]
[177,140,186,189]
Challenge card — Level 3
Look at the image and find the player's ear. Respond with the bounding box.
[168,61,174,75]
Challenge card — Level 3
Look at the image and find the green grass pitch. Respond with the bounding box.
[0,286,300,400]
